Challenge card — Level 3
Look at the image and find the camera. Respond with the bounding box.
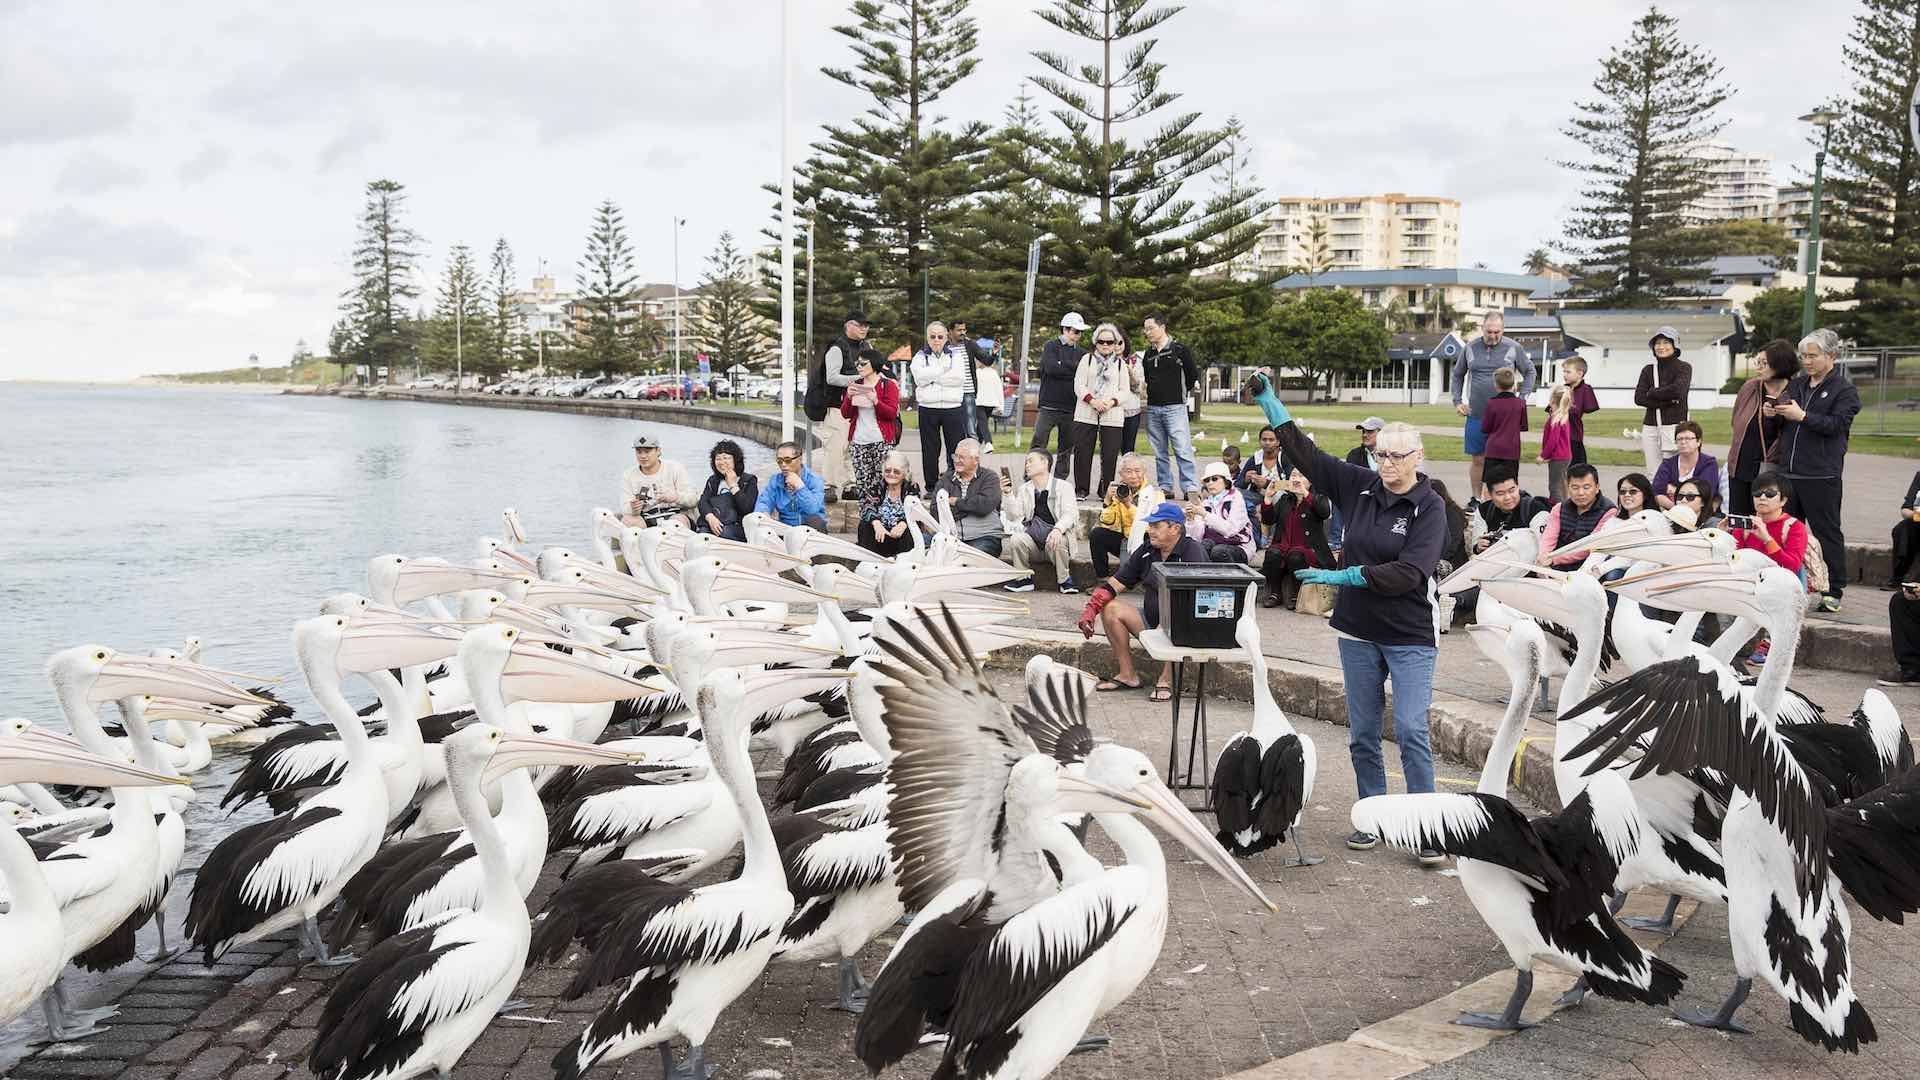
[1723,514,1755,531]
[1113,483,1132,503]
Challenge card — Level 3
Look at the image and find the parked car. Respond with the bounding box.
[405,376,446,390]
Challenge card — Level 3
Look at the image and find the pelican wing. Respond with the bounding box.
[1562,654,1828,891]
[310,911,519,1080]
[939,875,1144,1080]
[185,803,354,963]
[36,838,125,910]
[547,774,713,852]
[1854,690,1913,776]
[1825,766,1920,923]
[1014,670,1096,766]
[219,726,347,809]
[870,606,1036,912]
[1350,793,1566,889]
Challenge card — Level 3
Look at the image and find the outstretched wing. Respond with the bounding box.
[1014,665,1096,766]
[870,605,1035,912]
[1351,792,1566,889]
[1561,653,1828,892]
[1825,766,1920,924]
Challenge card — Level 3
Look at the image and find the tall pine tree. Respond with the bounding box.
[1560,7,1731,306]
[1824,0,1920,344]
[695,231,769,372]
[945,83,1078,336]
[1018,0,1270,327]
[488,238,518,375]
[340,179,424,380]
[575,199,641,374]
[428,244,492,380]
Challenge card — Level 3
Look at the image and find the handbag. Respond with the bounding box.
[1296,583,1336,617]
[1026,516,1055,548]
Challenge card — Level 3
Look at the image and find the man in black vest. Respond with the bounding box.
[804,310,875,501]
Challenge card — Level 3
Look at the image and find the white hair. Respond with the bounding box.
[1377,422,1423,456]
[926,321,948,338]
[1799,327,1842,358]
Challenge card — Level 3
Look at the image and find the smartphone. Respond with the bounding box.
[1724,515,1754,530]
[999,466,1012,482]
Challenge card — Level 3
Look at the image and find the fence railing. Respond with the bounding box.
[1845,347,1920,436]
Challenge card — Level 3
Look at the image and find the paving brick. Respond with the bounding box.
[230,1066,295,1080]
[144,1031,215,1064]
[8,1060,130,1079]
[24,1039,158,1063]
[112,1006,200,1025]
[173,1045,244,1080]
[188,994,260,1031]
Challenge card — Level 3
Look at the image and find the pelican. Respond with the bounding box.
[39,647,271,1039]
[308,723,644,1080]
[322,624,660,951]
[1352,620,1685,1030]
[853,606,1276,1078]
[536,665,853,1080]
[1209,583,1320,864]
[185,614,460,966]
[1566,563,1920,1050]
[0,726,187,1036]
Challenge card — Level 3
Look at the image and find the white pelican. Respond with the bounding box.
[1353,619,1685,1029]
[307,722,643,1080]
[185,613,461,965]
[0,726,188,1036]
[1209,583,1320,865]
[40,646,271,1039]
[852,606,1275,1077]
[536,665,852,1080]
[1566,563,1920,1049]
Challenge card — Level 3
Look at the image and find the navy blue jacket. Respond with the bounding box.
[1038,337,1086,412]
[1267,419,1445,647]
[1775,369,1862,479]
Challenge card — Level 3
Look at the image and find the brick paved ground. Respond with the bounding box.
[6,674,1529,1080]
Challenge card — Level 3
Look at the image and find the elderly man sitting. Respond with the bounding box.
[754,439,829,530]
[1001,448,1080,593]
[1076,501,1209,702]
[931,437,1005,555]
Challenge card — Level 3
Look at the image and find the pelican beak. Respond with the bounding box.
[141,698,251,728]
[905,565,1029,599]
[706,630,840,668]
[521,579,651,615]
[1129,773,1281,913]
[816,568,881,604]
[797,529,890,564]
[334,616,463,675]
[737,667,855,716]
[0,733,190,789]
[499,639,654,704]
[567,562,670,597]
[1646,569,1764,617]
[1478,576,1578,625]
[1465,622,1509,639]
[89,653,277,707]
[1051,771,1153,814]
[483,730,646,784]
[1603,559,1725,591]
[1546,520,1654,560]
[387,558,524,604]
[707,563,835,605]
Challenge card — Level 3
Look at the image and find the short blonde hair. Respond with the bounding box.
[1376,422,1422,456]
[1494,366,1517,391]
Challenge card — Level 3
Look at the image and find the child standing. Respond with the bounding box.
[1478,366,1528,491]
[1561,356,1601,465]
[1538,384,1574,501]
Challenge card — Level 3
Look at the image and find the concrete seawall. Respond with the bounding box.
[331,387,802,449]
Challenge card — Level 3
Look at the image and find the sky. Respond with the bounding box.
[0,0,1862,381]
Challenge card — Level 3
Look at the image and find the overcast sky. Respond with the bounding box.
[0,0,1860,381]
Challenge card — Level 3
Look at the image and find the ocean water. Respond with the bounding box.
[0,382,768,1055]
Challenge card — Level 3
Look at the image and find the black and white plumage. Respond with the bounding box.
[542,664,853,1080]
[768,809,901,1012]
[308,719,641,1080]
[1353,621,1685,1031]
[1208,588,1319,863]
[1562,565,1913,1052]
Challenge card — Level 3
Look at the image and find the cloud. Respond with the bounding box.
[178,143,234,183]
[0,206,205,278]
[316,118,387,172]
[54,150,146,195]
[0,44,135,145]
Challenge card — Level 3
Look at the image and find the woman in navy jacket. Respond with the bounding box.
[1245,370,1447,862]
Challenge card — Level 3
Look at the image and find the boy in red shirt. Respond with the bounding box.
[1477,366,1528,495]
[1562,356,1601,465]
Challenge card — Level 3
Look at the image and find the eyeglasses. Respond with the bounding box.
[928,333,947,340]
[1676,493,1703,503]
[775,455,800,465]
[1377,449,1419,463]
[1095,338,1119,345]
[1753,489,1782,499]
[883,468,905,475]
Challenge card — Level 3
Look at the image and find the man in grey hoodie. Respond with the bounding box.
[1448,311,1536,501]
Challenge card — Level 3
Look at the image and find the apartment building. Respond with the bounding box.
[1682,143,1776,221]
[1270,267,1550,330]
[1252,193,1461,274]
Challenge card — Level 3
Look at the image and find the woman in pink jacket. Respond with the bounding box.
[1189,462,1255,562]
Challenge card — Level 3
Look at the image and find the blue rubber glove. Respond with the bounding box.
[1295,566,1366,588]
[1248,371,1292,428]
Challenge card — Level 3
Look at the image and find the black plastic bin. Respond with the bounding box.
[1152,563,1263,649]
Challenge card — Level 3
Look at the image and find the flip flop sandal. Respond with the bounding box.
[1148,687,1173,702]
[1095,678,1144,693]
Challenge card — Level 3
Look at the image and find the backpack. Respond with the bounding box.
[1800,521,1829,595]
[802,350,830,422]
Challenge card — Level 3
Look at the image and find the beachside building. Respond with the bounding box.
[1270,267,1554,330]
[1252,194,1461,274]
[1682,143,1776,221]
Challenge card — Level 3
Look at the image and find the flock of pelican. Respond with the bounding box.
[2,502,1281,1080]
[1381,509,1920,1049]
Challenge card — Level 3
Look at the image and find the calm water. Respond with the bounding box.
[0,383,767,1055]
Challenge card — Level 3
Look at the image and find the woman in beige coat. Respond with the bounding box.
[1071,321,1136,498]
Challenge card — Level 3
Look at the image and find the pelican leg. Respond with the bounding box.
[1454,969,1537,1030]
[1554,976,1589,1008]
[146,911,185,964]
[1070,1034,1111,1054]
[665,1041,715,1080]
[1619,894,1684,934]
[830,956,870,1013]
[1606,891,1627,915]
[1674,977,1754,1034]
[1280,821,1324,868]
[39,978,116,1042]
[302,917,357,967]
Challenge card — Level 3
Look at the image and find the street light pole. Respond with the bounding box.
[1798,110,1839,337]
[778,0,795,441]
[672,216,686,388]
[1014,232,1050,450]
[800,199,816,457]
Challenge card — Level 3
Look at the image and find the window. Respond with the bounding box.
[1406,289,1418,305]
[1473,289,1483,307]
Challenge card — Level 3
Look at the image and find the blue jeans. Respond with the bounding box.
[1337,637,1437,800]
[961,391,977,437]
[1145,403,1197,494]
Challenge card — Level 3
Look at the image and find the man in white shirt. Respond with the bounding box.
[620,434,697,527]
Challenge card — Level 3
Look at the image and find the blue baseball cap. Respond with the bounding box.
[1144,501,1186,526]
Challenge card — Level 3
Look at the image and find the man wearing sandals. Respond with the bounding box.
[1077,501,1207,701]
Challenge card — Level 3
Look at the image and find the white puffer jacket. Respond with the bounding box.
[910,346,969,410]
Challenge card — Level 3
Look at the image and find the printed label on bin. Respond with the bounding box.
[1194,588,1236,619]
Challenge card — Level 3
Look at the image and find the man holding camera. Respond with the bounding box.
[620,434,697,527]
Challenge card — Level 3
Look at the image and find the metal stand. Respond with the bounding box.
[1165,659,1212,803]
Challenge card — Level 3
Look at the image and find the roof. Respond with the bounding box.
[1271,268,1550,291]
[1557,310,1741,350]
[1497,312,1562,332]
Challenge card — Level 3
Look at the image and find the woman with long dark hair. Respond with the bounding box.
[695,439,759,541]
[1726,339,1797,516]
[1614,473,1656,517]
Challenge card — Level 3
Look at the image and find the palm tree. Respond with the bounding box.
[1522,247,1553,275]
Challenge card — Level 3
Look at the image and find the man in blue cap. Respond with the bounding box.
[1078,500,1208,701]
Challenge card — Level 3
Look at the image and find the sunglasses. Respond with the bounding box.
[775,455,800,465]
[1754,489,1782,499]
[1095,338,1119,345]
[1676,492,1703,502]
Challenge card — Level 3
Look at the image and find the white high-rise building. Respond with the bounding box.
[1682,143,1775,221]
[1250,193,1461,275]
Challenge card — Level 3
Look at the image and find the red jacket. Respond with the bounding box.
[1479,392,1528,460]
[840,376,901,444]
[1732,514,1808,574]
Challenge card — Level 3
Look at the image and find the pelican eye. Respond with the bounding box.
[94,650,108,661]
